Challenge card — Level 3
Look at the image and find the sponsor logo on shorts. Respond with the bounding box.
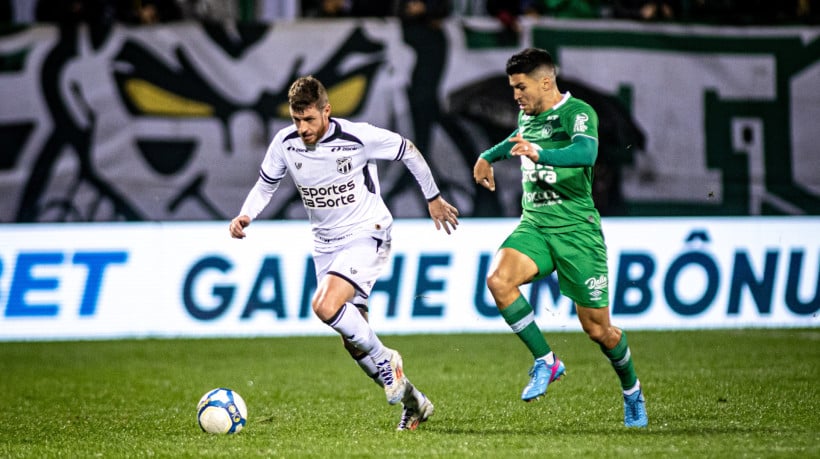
[585,274,608,301]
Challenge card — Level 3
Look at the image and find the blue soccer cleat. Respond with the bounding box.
[521,357,565,402]
[623,389,648,427]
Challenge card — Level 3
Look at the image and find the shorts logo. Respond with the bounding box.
[337,156,352,174]
[295,162,302,169]
[585,274,608,301]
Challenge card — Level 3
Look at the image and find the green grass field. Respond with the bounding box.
[1,329,818,458]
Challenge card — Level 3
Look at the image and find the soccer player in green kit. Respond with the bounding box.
[472,47,648,427]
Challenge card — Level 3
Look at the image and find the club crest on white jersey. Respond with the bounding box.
[337,156,352,174]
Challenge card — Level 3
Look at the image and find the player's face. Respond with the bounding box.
[291,103,331,146]
[509,73,550,116]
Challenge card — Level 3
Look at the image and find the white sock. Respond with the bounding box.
[623,380,641,396]
[327,303,387,358]
[355,355,381,385]
[537,351,556,365]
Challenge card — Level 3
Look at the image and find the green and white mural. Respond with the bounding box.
[0,18,817,222]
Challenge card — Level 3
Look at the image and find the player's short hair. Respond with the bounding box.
[506,48,558,79]
[288,76,329,113]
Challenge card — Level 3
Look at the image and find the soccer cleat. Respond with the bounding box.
[396,393,435,431]
[623,389,648,427]
[521,357,565,402]
[375,349,407,405]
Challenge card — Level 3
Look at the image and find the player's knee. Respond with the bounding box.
[311,297,338,321]
[486,271,512,296]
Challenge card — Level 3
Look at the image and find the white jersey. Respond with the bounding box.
[240,118,440,248]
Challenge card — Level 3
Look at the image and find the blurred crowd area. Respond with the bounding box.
[1,0,818,26]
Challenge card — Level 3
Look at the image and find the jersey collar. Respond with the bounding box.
[318,118,342,143]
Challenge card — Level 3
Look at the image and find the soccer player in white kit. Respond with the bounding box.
[229,76,459,431]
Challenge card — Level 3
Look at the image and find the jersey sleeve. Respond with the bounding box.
[479,129,518,163]
[360,123,408,161]
[357,122,441,200]
[401,141,440,201]
[564,103,598,143]
[238,134,289,220]
[533,136,597,167]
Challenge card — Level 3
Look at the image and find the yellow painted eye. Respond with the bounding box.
[327,75,366,116]
[124,79,213,116]
[277,100,290,119]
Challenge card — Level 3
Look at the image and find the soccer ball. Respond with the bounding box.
[196,388,248,434]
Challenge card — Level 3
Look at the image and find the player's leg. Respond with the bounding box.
[487,223,564,401]
[314,274,407,405]
[341,302,381,386]
[576,306,647,427]
[313,274,385,356]
[337,299,432,430]
[554,229,647,427]
[314,234,414,406]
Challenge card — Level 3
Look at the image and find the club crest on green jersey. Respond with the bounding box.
[542,123,553,138]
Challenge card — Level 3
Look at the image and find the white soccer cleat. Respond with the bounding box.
[397,392,434,431]
[374,349,407,405]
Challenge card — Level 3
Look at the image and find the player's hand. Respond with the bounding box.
[229,215,251,239]
[428,196,459,235]
[509,132,540,162]
[473,158,496,192]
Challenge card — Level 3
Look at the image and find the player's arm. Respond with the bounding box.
[230,142,286,239]
[400,140,459,234]
[478,130,518,164]
[229,177,280,239]
[473,130,518,191]
[510,133,597,167]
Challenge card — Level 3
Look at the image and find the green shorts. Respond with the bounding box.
[500,220,610,308]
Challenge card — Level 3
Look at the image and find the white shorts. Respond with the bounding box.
[313,228,392,304]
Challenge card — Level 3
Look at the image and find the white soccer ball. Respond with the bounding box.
[197,388,248,434]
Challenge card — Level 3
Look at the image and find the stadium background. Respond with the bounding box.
[0,8,818,340]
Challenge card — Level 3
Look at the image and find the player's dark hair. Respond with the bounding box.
[288,75,329,113]
[506,48,557,77]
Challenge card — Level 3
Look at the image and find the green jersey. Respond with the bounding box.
[480,93,600,232]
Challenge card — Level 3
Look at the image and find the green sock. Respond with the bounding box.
[500,295,551,359]
[601,331,638,390]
